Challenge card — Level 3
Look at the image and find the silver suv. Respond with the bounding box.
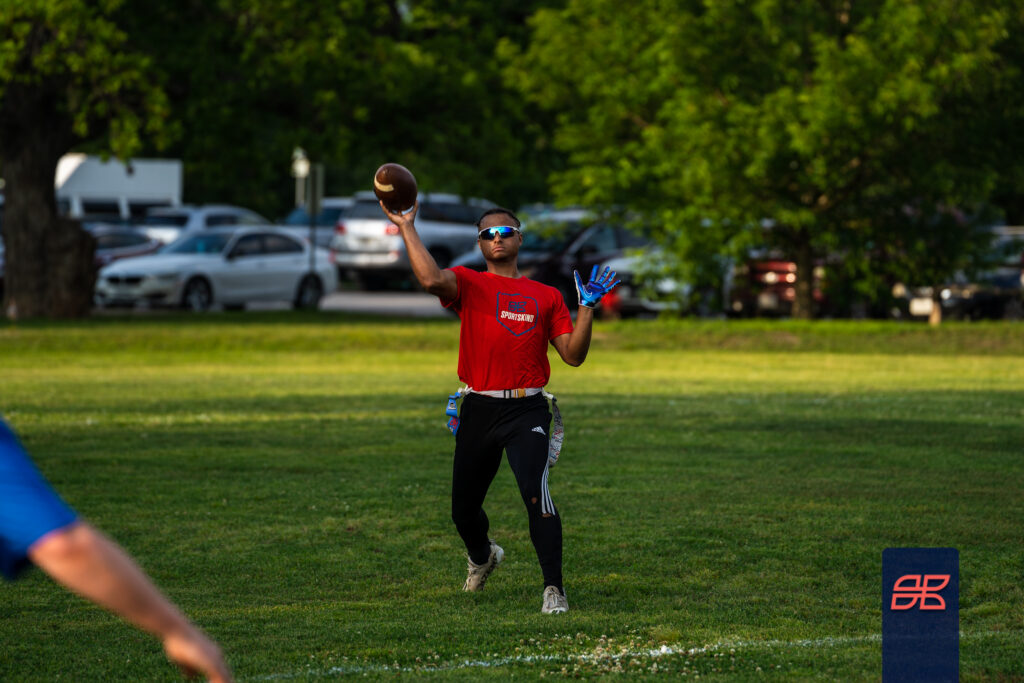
[278,196,354,249]
[139,204,271,245]
[329,192,494,289]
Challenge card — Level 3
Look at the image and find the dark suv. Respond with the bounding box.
[449,208,675,316]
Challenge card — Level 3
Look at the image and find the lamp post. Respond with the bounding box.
[291,147,323,276]
[291,147,309,207]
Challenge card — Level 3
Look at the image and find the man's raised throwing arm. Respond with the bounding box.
[380,201,458,301]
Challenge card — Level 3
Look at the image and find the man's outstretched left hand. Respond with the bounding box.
[574,265,620,308]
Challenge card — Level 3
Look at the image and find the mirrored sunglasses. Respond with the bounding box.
[477,226,520,241]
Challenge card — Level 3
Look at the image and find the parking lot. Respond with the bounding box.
[318,289,447,317]
[93,288,450,317]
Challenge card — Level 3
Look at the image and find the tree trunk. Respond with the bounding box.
[1,95,94,320]
[791,236,815,320]
[928,287,944,326]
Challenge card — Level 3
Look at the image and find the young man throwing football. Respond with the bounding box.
[381,201,618,614]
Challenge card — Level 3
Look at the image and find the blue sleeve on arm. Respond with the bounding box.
[0,420,78,581]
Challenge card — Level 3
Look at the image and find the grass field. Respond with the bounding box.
[1,314,1022,681]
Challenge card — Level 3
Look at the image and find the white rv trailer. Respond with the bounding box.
[55,154,182,222]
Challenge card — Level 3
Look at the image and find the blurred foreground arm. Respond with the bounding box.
[29,521,232,683]
[380,201,458,300]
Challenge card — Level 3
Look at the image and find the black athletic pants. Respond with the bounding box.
[451,393,563,592]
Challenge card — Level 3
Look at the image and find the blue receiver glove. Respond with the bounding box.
[574,264,621,308]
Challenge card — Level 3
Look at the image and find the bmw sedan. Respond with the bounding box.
[450,208,682,317]
[95,227,337,311]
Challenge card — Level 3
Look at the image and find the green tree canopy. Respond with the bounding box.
[505,0,1022,317]
[119,0,562,218]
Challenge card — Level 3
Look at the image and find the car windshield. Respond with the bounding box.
[520,222,578,252]
[161,233,232,254]
[142,213,189,226]
[283,206,347,226]
[345,201,390,219]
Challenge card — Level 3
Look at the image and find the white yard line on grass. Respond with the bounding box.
[252,629,1014,679]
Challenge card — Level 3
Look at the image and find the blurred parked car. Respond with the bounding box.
[2,222,165,297]
[892,269,1024,321]
[598,248,688,317]
[278,196,353,249]
[95,227,336,312]
[728,257,826,317]
[449,208,677,317]
[84,224,164,267]
[893,275,1024,321]
[890,226,1024,321]
[138,204,271,244]
[330,191,495,289]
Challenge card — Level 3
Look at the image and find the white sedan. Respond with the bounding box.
[95,227,337,311]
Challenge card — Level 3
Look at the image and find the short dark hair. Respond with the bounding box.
[476,207,521,229]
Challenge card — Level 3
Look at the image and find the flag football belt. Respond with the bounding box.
[472,388,543,398]
[445,386,564,467]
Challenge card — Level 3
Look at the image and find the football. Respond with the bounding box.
[373,163,418,213]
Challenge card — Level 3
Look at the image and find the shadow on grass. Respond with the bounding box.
[19,387,1023,449]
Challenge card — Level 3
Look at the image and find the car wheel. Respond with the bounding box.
[181,277,213,312]
[294,274,324,310]
[1003,298,1024,321]
[357,272,391,291]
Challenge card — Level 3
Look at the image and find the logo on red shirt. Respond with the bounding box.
[496,293,538,336]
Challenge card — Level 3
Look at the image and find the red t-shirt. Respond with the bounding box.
[443,266,574,391]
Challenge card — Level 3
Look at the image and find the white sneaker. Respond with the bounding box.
[463,540,504,591]
[541,585,569,614]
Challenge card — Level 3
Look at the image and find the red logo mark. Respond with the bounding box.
[890,574,950,610]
